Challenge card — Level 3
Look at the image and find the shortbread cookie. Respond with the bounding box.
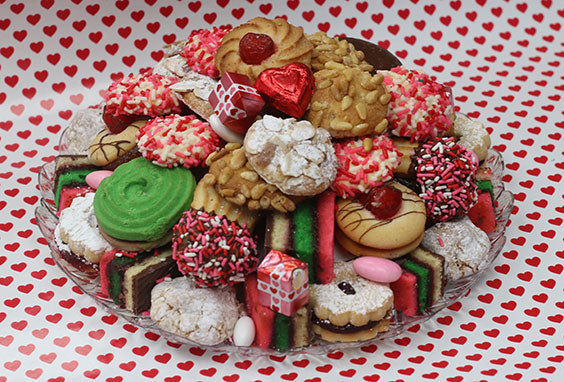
[244,115,338,196]
[150,277,240,345]
[335,228,424,259]
[332,135,400,198]
[169,71,217,120]
[206,143,301,213]
[453,114,491,162]
[306,67,390,138]
[336,182,426,251]
[307,32,373,72]
[391,137,418,178]
[309,261,393,342]
[421,215,491,281]
[58,192,112,264]
[215,17,313,82]
[88,120,145,169]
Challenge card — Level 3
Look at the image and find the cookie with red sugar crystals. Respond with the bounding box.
[136,114,221,169]
[379,66,455,141]
[183,26,231,78]
[413,136,478,223]
[332,135,401,198]
[104,70,182,120]
[172,209,259,287]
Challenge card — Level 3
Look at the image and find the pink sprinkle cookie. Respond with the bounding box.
[332,135,400,198]
[104,70,182,117]
[172,209,259,288]
[352,257,402,283]
[136,114,221,168]
[379,66,454,141]
[183,26,231,78]
[413,136,478,223]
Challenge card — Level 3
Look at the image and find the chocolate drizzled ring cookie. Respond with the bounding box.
[206,143,302,213]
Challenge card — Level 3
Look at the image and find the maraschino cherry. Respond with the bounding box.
[358,185,402,220]
[239,33,275,65]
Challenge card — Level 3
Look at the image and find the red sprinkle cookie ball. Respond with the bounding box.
[332,135,400,198]
[183,27,231,78]
[172,210,258,287]
[413,136,478,223]
[104,70,181,118]
[380,66,454,141]
[136,114,221,168]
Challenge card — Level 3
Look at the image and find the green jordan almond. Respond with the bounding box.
[94,157,196,241]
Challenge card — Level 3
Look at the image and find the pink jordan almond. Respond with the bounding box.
[353,256,402,283]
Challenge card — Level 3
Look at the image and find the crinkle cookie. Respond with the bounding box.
[307,32,373,72]
[421,215,491,281]
[57,192,112,264]
[62,105,106,155]
[306,67,390,138]
[453,114,491,162]
[244,115,337,196]
[309,261,393,342]
[206,143,301,213]
[150,277,240,346]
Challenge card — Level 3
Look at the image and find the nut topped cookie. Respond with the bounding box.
[307,32,373,72]
[244,115,338,196]
[306,67,390,138]
[206,143,301,213]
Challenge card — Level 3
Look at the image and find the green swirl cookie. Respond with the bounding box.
[94,157,196,241]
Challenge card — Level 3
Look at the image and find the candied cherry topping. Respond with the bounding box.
[239,33,275,65]
[358,185,402,220]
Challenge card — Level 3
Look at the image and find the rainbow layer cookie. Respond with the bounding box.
[54,155,98,211]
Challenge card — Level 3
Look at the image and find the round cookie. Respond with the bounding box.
[215,17,314,82]
[183,26,231,78]
[336,181,426,250]
[88,120,146,169]
[93,157,196,242]
[332,135,400,198]
[309,261,393,342]
[136,114,221,169]
[172,209,259,287]
[335,228,424,259]
[378,66,455,141]
[421,215,491,281]
[244,115,338,196]
[150,277,240,345]
[206,143,302,213]
[307,32,374,72]
[306,67,390,138]
[453,114,491,162]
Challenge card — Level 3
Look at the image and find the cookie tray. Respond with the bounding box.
[35,132,514,355]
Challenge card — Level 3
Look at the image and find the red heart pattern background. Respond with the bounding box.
[1,0,563,380]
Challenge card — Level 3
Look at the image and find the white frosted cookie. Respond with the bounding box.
[244,115,338,196]
[57,192,112,264]
[150,277,240,346]
[422,215,491,281]
[309,261,393,342]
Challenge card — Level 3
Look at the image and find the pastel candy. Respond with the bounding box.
[232,315,255,347]
[86,170,113,190]
[353,256,402,283]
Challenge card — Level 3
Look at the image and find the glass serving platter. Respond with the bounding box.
[35,127,514,355]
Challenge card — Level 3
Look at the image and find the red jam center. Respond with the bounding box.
[358,185,402,220]
[239,33,275,65]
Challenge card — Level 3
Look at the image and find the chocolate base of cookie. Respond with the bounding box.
[343,37,402,72]
[312,313,390,342]
[99,227,173,252]
[335,228,424,259]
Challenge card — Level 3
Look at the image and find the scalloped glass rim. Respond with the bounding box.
[36,145,513,355]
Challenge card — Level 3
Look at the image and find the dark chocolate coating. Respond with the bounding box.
[343,37,402,72]
[311,313,379,334]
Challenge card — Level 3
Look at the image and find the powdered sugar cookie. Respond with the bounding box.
[453,114,491,162]
[332,135,400,198]
[244,115,337,196]
[150,277,240,345]
[136,114,221,168]
[309,261,393,342]
[421,215,491,281]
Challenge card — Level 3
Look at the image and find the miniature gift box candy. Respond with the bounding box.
[208,72,265,134]
[257,250,309,317]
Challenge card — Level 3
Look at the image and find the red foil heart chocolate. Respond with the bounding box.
[254,62,315,118]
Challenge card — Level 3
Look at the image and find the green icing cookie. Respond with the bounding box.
[94,157,196,241]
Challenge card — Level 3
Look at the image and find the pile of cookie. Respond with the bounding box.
[52,17,498,350]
